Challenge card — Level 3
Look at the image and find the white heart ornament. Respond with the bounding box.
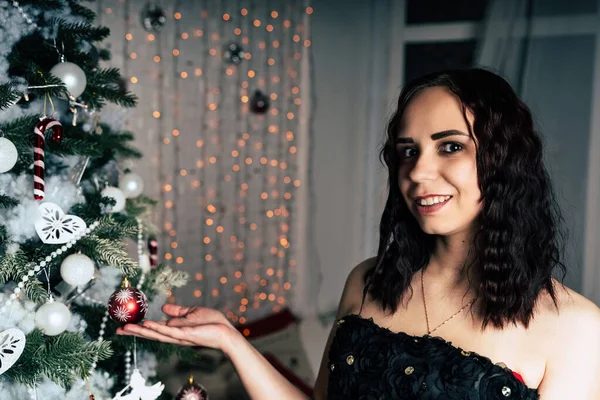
[34,202,87,244]
[0,328,26,375]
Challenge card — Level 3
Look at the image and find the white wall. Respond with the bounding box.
[309,0,375,314]
[299,0,388,375]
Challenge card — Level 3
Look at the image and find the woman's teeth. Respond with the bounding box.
[416,195,452,206]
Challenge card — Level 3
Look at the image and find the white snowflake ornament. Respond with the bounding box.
[0,328,26,375]
[34,202,87,244]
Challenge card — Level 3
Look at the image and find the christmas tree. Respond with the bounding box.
[0,1,191,398]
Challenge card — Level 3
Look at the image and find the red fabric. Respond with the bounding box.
[263,352,314,396]
[234,308,298,339]
[512,371,524,383]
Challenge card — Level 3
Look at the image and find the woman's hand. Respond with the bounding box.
[118,304,310,399]
[116,304,240,353]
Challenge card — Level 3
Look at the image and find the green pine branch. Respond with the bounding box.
[0,83,24,110]
[53,19,110,42]
[0,114,143,176]
[2,330,113,388]
[21,0,64,11]
[139,264,189,297]
[67,0,96,23]
[98,48,111,61]
[77,235,137,276]
[90,126,143,159]
[0,225,8,257]
[126,196,159,217]
[0,195,19,209]
[0,250,48,303]
[26,69,70,99]
[94,215,138,239]
[82,68,137,109]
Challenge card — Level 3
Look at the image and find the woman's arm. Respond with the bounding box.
[312,258,376,399]
[536,294,600,399]
[223,326,311,399]
[119,306,309,400]
[118,258,375,400]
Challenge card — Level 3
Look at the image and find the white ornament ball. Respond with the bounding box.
[49,61,87,98]
[0,137,18,173]
[34,300,71,336]
[119,172,145,199]
[101,186,126,213]
[138,253,151,273]
[60,253,95,287]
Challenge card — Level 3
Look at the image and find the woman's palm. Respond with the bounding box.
[117,304,236,350]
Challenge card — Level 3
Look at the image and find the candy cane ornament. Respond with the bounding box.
[33,117,63,200]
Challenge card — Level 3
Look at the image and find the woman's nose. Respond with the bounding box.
[407,154,439,183]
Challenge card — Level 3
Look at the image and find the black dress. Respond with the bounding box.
[327,314,540,399]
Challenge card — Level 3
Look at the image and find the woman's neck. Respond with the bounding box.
[425,231,477,290]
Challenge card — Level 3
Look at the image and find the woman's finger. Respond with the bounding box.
[120,323,195,345]
[166,317,198,327]
[162,304,191,317]
[141,321,192,341]
[167,308,228,327]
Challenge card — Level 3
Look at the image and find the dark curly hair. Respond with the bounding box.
[364,68,566,328]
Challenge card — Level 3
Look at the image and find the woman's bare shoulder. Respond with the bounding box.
[337,257,377,317]
[536,280,600,340]
[535,281,600,396]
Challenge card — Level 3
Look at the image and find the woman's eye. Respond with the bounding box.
[399,147,417,158]
[440,142,463,153]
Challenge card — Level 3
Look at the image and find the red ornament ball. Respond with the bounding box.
[108,283,148,324]
[176,378,209,400]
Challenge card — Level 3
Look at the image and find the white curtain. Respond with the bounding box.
[98,0,312,321]
[476,0,597,294]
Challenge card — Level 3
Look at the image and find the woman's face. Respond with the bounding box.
[396,87,481,237]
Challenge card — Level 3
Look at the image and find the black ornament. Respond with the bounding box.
[141,3,167,32]
[250,90,270,114]
[222,42,245,65]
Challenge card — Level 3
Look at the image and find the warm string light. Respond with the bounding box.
[154,20,169,277]
[169,4,184,268]
[278,1,306,306]
[194,2,212,307]
[234,3,263,321]
[131,0,309,320]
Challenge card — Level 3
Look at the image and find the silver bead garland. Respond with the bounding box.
[136,218,146,289]
[11,1,38,28]
[0,220,101,315]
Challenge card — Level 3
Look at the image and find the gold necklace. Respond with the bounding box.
[420,269,474,335]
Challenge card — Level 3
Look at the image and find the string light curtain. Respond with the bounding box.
[97,0,312,324]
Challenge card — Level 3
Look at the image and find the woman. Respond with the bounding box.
[117,69,600,399]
